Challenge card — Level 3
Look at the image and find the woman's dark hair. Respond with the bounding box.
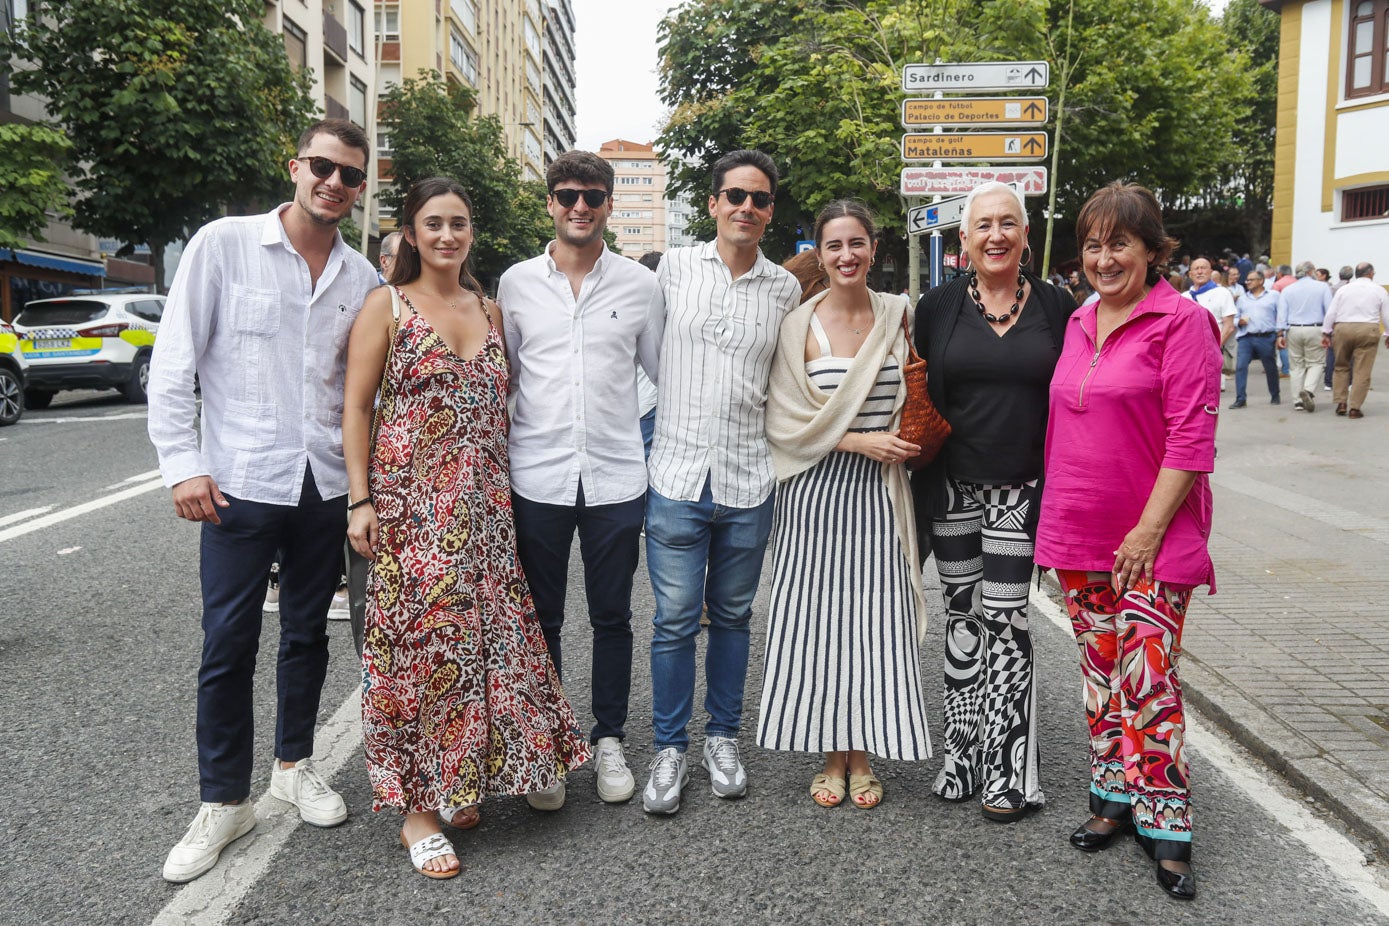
[813,198,877,247]
[1074,181,1179,286]
[389,177,484,297]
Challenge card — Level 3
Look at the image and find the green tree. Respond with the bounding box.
[2,0,316,285]
[0,123,72,249]
[380,74,551,289]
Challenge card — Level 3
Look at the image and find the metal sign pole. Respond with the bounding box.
[930,79,944,291]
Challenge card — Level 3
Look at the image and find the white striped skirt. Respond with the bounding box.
[756,449,932,760]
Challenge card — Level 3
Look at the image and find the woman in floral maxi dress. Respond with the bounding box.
[344,177,589,879]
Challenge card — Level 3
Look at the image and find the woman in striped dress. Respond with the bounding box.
[758,200,932,808]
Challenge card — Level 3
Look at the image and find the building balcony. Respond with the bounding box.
[325,94,349,122]
[323,13,348,63]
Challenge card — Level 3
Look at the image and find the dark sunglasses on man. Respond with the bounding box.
[551,188,610,209]
[295,156,367,188]
[716,187,774,209]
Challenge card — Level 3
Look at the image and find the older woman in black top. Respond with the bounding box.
[911,182,1076,820]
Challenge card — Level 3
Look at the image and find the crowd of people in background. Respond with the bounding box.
[144,117,1386,904]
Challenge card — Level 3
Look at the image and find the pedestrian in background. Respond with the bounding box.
[1183,257,1236,391]
[149,119,378,884]
[910,181,1076,820]
[1229,269,1281,408]
[759,200,931,811]
[1275,260,1332,412]
[343,177,589,879]
[1322,262,1389,419]
[1035,181,1219,901]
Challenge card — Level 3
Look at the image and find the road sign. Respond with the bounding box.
[795,240,815,254]
[900,167,1049,197]
[902,61,1049,93]
[902,132,1048,162]
[901,97,1048,127]
[906,195,969,234]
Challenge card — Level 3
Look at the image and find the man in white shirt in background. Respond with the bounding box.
[1184,256,1238,390]
[147,119,379,883]
[641,150,800,815]
[497,150,662,809]
[1275,260,1332,412]
[1322,262,1389,418]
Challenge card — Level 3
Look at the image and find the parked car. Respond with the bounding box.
[0,320,28,425]
[12,293,164,407]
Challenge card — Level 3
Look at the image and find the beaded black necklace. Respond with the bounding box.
[968,270,1027,324]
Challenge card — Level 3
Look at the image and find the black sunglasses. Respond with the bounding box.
[296,156,367,188]
[716,187,774,209]
[551,188,609,209]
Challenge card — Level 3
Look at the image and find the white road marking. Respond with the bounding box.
[0,478,165,542]
[1032,586,1389,915]
[0,506,54,528]
[150,690,362,926]
[105,469,162,489]
[56,546,82,555]
[21,411,150,424]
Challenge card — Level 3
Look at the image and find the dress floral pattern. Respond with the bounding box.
[362,289,590,815]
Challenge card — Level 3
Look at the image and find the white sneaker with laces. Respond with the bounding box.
[526,779,566,811]
[327,589,350,621]
[162,801,257,883]
[593,737,635,803]
[269,758,348,827]
[702,735,747,799]
[642,747,688,814]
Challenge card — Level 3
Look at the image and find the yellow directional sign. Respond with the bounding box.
[901,132,1048,162]
[902,97,1049,127]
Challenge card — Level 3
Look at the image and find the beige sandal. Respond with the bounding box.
[849,773,883,809]
[810,773,846,807]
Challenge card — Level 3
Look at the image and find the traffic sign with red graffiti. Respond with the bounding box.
[900,167,1049,197]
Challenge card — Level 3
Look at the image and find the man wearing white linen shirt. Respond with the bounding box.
[1321,262,1389,418]
[497,150,662,810]
[147,120,379,883]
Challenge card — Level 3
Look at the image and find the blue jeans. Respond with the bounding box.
[1235,332,1280,403]
[646,479,775,751]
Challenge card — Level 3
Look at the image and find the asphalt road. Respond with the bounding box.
[2,390,1387,925]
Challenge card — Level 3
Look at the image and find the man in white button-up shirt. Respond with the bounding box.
[497,151,662,809]
[147,120,379,884]
[640,150,801,815]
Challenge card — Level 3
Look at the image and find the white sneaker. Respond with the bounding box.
[264,572,280,613]
[526,779,566,811]
[327,589,349,621]
[642,747,688,814]
[593,737,635,803]
[162,802,256,883]
[269,758,348,827]
[702,735,747,799]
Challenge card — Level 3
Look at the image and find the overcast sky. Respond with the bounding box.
[570,0,678,150]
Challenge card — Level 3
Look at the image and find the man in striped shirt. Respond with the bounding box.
[641,150,802,815]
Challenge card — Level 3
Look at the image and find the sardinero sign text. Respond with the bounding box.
[902,61,1049,93]
[901,167,1049,197]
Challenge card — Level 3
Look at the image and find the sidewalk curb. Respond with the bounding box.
[1180,653,1389,861]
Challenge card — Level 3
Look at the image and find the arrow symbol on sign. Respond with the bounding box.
[1024,66,1044,82]
[1023,136,1044,153]
[1024,101,1043,117]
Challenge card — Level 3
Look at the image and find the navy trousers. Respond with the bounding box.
[196,467,346,802]
[512,482,644,743]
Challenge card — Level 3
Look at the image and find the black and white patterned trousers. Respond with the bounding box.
[929,476,1043,810]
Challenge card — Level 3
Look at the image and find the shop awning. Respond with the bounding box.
[0,247,107,278]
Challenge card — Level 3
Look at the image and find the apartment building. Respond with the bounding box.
[598,140,698,257]
[542,0,578,167]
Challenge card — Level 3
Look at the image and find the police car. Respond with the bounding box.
[0,320,28,425]
[13,292,164,407]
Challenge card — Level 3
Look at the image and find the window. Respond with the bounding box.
[1342,184,1389,221]
[130,300,165,322]
[376,5,399,42]
[449,29,477,83]
[349,77,368,128]
[1347,0,1389,98]
[348,2,366,55]
[523,15,541,60]
[283,17,307,70]
[624,227,644,236]
[451,0,477,35]
[377,131,393,158]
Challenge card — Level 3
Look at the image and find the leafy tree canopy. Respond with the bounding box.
[2,0,316,281]
[0,123,72,249]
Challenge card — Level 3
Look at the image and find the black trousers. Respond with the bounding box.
[512,482,644,743]
[196,467,345,802]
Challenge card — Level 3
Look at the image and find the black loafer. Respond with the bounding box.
[1068,816,1129,852]
[1156,862,1197,900]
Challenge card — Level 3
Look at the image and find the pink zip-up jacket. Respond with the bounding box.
[1034,277,1221,592]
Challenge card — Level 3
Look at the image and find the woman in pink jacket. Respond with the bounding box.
[1034,182,1220,901]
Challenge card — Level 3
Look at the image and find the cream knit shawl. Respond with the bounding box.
[765,289,928,639]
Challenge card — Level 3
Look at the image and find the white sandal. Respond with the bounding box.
[399,829,460,880]
[439,804,479,830]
